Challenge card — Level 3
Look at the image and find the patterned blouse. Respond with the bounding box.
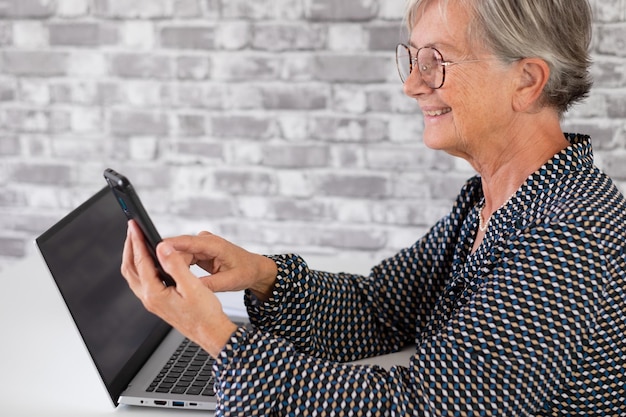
[213,134,626,416]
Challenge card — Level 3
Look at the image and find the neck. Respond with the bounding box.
[473,115,568,216]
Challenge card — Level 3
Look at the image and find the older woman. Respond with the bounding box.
[122,0,626,415]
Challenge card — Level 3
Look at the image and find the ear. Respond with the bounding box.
[512,58,550,113]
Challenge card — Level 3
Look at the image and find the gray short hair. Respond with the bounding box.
[404,0,593,116]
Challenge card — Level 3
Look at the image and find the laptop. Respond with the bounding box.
[36,186,415,411]
[35,186,248,410]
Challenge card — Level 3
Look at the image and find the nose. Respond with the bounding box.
[402,67,432,97]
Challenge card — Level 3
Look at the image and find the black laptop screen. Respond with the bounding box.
[36,187,171,405]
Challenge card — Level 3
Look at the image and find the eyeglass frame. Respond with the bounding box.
[395,43,486,89]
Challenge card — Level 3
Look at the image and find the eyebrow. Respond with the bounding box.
[407,39,461,56]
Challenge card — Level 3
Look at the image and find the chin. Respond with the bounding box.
[422,130,448,151]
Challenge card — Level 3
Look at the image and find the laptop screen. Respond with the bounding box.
[36,187,171,405]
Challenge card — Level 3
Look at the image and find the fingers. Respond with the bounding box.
[121,220,166,296]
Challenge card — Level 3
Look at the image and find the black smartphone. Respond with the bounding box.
[103,168,176,287]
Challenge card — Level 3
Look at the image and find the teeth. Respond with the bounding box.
[424,108,451,116]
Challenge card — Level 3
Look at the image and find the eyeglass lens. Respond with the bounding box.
[395,44,445,89]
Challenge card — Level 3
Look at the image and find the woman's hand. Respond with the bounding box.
[121,220,238,358]
[164,231,278,302]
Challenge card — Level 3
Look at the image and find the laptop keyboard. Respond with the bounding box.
[147,338,216,397]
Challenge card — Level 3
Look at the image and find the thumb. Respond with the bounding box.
[157,241,198,291]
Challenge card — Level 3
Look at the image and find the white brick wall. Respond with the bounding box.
[1,0,625,271]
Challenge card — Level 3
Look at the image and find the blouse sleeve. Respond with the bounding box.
[212,214,612,415]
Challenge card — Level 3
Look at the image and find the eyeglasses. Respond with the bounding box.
[395,43,484,89]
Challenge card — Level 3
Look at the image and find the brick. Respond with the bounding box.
[607,94,626,118]
[262,144,329,168]
[215,21,251,50]
[0,135,19,155]
[168,83,225,109]
[161,26,216,50]
[260,84,328,110]
[110,110,169,136]
[175,197,234,218]
[109,53,173,79]
[4,109,50,132]
[561,122,617,150]
[212,54,283,81]
[221,0,305,20]
[49,137,109,159]
[252,23,325,51]
[265,198,330,221]
[327,24,367,51]
[0,0,54,18]
[18,79,50,105]
[567,91,609,118]
[276,171,313,197]
[94,0,173,18]
[314,54,392,83]
[12,21,47,48]
[121,81,167,107]
[592,59,626,88]
[280,54,317,82]
[173,0,201,18]
[277,114,309,141]
[11,163,72,185]
[1,51,68,76]
[70,107,103,132]
[388,114,424,143]
[318,228,386,250]
[378,1,406,20]
[0,188,24,207]
[364,146,423,171]
[210,114,274,139]
[306,0,379,22]
[213,170,276,195]
[381,201,450,227]
[603,151,626,179]
[50,81,98,104]
[175,113,206,136]
[129,137,159,161]
[0,21,11,45]
[49,23,101,47]
[120,21,155,49]
[590,0,625,23]
[172,140,224,161]
[332,85,367,113]
[309,116,386,142]
[0,237,25,257]
[67,51,107,77]
[315,173,389,198]
[426,174,470,201]
[176,56,211,80]
[99,82,121,105]
[226,142,263,165]
[0,79,16,101]
[329,145,365,168]
[57,0,89,17]
[367,23,405,51]
[597,25,626,57]
[225,85,264,109]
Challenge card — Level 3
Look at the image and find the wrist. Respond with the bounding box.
[249,255,278,302]
[199,315,238,359]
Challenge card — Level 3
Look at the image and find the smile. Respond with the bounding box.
[423,108,452,117]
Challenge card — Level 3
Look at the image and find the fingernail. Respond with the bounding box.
[160,242,173,255]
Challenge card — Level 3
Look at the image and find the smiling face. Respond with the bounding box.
[404,1,518,162]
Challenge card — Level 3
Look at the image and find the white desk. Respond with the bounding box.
[0,254,412,416]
